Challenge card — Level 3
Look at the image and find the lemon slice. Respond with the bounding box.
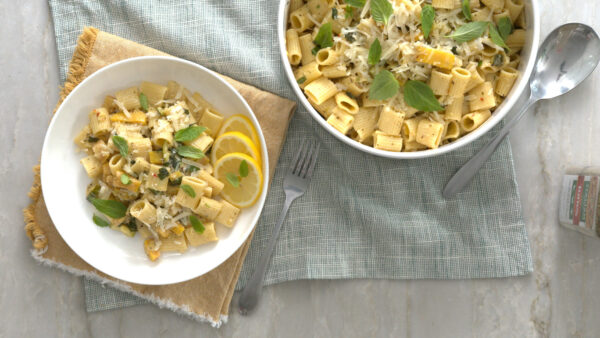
[211,131,261,164]
[214,153,263,208]
[218,114,261,147]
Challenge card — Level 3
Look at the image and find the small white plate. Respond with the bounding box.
[41,56,269,285]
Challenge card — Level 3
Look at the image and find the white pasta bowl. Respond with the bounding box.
[278,0,540,159]
[41,56,269,285]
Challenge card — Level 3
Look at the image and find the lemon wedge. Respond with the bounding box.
[218,114,260,147]
[211,131,261,164]
[214,153,263,208]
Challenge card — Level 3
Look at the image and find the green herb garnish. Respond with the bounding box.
[186,165,199,174]
[421,5,435,39]
[448,21,488,43]
[368,70,399,101]
[345,6,354,19]
[86,185,100,202]
[239,160,249,178]
[368,38,382,66]
[181,184,196,198]
[403,80,444,112]
[123,218,137,233]
[168,176,183,186]
[174,125,207,142]
[345,0,366,7]
[462,0,472,21]
[148,188,163,195]
[120,174,131,185]
[498,17,513,40]
[492,54,504,67]
[93,214,111,227]
[112,135,129,157]
[331,7,338,19]
[226,172,240,188]
[312,22,334,55]
[184,108,190,115]
[297,76,307,85]
[489,23,510,50]
[91,198,128,219]
[176,145,205,159]
[157,167,169,180]
[139,92,149,112]
[345,32,356,43]
[190,215,205,233]
[370,0,393,25]
[86,135,99,143]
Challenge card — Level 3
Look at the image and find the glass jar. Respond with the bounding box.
[559,167,600,238]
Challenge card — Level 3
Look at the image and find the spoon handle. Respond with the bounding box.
[443,96,537,198]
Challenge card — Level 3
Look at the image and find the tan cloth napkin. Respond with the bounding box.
[23,27,295,326]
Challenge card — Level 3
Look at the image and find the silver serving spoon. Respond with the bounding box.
[443,23,600,199]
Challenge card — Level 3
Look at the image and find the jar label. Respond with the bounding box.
[559,175,600,236]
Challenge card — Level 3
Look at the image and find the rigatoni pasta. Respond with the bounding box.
[75,81,250,262]
[285,0,526,152]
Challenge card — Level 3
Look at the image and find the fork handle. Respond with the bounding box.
[238,195,296,315]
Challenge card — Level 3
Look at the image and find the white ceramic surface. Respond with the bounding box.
[278,0,540,159]
[39,56,269,285]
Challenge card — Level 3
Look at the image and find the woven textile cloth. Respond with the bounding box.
[47,0,533,312]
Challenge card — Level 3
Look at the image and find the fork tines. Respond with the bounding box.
[291,140,320,179]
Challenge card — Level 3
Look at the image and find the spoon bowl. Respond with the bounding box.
[531,23,600,100]
[444,23,600,198]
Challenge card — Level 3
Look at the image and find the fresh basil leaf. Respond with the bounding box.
[448,21,488,43]
[497,17,513,40]
[112,135,129,157]
[371,0,393,25]
[489,23,510,50]
[345,6,354,19]
[403,80,444,112]
[174,125,207,142]
[180,184,196,198]
[421,5,435,39]
[190,215,205,234]
[368,70,399,101]
[157,167,169,180]
[332,7,338,19]
[346,0,365,7]
[313,22,333,54]
[120,174,131,185]
[239,160,249,178]
[226,173,240,188]
[91,198,128,219]
[139,92,149,112]
[297,76,307,85]
[462,0,472,21]
[93,214,110,227]
[368,38,382,66]
[176,146,205,159]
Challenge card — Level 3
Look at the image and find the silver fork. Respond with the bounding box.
[238,140,320,315]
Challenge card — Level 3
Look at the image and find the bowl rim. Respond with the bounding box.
[277,0,541,159]
[40,55,269,285]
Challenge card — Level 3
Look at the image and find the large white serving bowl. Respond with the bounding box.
[41,56,269,285]
[278,0,540,159]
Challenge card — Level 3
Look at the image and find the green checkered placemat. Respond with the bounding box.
[47,0,533,312]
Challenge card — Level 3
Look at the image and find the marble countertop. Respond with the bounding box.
[2,1,600,337]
